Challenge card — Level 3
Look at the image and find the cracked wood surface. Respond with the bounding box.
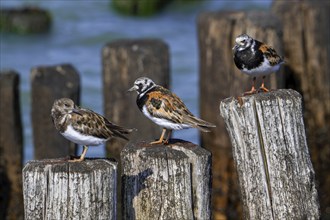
[220,89,319,219]
[23,158,117,220]
[121,140,211,220]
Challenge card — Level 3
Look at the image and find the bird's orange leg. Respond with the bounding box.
[150,128,167,145]
[69,145,88,162]
[244,77,257,96]
[259,76,269,92]
[163,130,172,144]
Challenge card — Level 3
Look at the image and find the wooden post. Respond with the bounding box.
[31,64,80,159]
[23,159,117,220]
[103,39,170,218]
[0,70,24,219]
[121,140,211,220]
[272,1,330,216]
[102,39,170,159]
[112,0,171,16]
[197,11,284,219]
[219,89,320,219]
[0,6,52,34]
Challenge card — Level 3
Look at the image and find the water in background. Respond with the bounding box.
[0,0,271,163]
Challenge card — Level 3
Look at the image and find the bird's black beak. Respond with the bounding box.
[128,85,138,92]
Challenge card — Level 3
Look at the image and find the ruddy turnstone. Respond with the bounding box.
[51,98,134,162]
[128,77,215,145]
[233,33,284,95]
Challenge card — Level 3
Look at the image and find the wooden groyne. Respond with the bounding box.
[0,70,24,219]
[31,64,80,159]
[102,39,170,160]
[23,159,117,220]
[121,140,211,220]
[197,10,284,219]
[22,141,211,220]
[1,0,329,218]
[272,1,330,214]
[220,90,320,219]
[102,39,170,217]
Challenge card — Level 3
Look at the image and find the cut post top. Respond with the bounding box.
[23,158,117,173]
[220,89,301,109]
[122,139,211,157]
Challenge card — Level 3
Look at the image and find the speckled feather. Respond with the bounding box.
[138,86,215,131]
[69,107,132,140]
[51,98,133,142]
[233,34,283,74]
[259,44,283,66]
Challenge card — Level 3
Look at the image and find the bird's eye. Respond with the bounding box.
[241,40,246,43]
[64,103,70,107]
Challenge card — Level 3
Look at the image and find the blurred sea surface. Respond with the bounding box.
[0,0,271,163]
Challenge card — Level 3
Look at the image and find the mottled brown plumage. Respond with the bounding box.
[51,98,134,161]
[129,77,215,144]
[259,44,282,66]
[145,88,214,131]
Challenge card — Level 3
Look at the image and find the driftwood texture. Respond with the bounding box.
[272,1,330,217]
[31,64,80,159]
[197,10,284,219]
[121,140,211,220]
[0,70,23,219]
[23,158,117,220]
[220,89,319,219]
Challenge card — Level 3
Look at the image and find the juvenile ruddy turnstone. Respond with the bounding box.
[51,98,134,162]
[128,77,215,145]
[233,33,284,95]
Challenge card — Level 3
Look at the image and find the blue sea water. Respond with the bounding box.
[0,0,271,163]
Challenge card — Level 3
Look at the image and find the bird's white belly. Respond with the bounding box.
[62,125,107,146]
[142,106,190,130]
[242,59,281,77]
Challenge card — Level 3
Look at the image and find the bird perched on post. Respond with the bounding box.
[232,33,284,95]
[51,98,134,162]
[128,77,215,145]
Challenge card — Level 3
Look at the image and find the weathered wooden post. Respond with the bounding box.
[112,0,171,16]
[0,70,24,219]
[272,1,330,216]
[23,159,117,219]
[220,90,320,219]
[103,39,170,159]
[197,11,284,219]
[102,39,170,217]
[31,64,80,159]
[121,140,211,220]
[0,6,52,34]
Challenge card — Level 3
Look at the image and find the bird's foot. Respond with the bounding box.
[243,88,257,96]
[149,139,169,145]
[150,140,163,145]
[68,155,84,162]
[258,86,269,93]
[68,157,84,162]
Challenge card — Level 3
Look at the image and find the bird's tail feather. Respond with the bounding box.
[106,122,136,140]
[184,115,216,132]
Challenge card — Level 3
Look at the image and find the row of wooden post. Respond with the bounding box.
[198,1,330,218]
[1,0,329,218]
[21,90,320,219]
[1,70,321,219]
[23,141,212,220]
[1,39,170,219]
